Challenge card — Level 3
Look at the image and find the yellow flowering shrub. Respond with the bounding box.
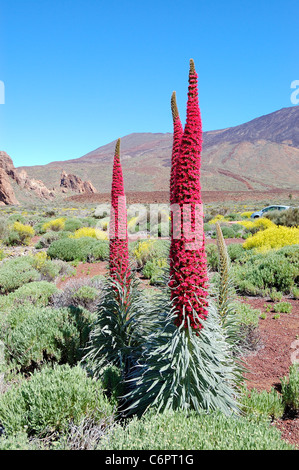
[209,214,225,224]
[243,226,299,252]
[240,217,275,231]
[13,221,35,245]
[42,218,65,232]
[31,251,48,270]
[132,240,155,268]
[128,216,139,233]
[240,211,253,218]
[70,227,108,240]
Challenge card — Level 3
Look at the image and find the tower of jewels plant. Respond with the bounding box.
[169,59,209,330]
[125,60,241,417]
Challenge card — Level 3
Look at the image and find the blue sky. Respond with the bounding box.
[0,0,298,167]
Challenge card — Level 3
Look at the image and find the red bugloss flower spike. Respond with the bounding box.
[109,138,130,287]
[169,59,209,330]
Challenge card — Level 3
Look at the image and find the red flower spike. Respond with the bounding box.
[170,91,183,283]
[109,138,130,288]
[170,59,209,331]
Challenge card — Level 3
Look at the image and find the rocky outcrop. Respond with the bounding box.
[16,169,55,199]
[0,167,19,205]
[0,151,55,204]
[60,171,97,194]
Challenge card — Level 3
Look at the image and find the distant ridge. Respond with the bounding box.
[16,105,299,194]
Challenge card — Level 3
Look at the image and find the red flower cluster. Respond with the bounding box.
[109,138,130,287]
[169,60,209,330]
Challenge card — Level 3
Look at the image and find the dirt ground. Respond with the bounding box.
[66,189,299,205]
[241,296,299,448]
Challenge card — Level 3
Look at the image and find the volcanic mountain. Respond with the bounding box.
[15,105,299,194]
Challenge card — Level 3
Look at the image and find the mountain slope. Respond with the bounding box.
[17,106,299,193]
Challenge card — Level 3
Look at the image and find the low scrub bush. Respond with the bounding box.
[5,222,35,246]
[273,302,292,314]
[220,226,236,239]
[1,302,96,370]
[227,244,246,261]
[233,301,261,351]
[143,258,167,285]
[51,277,104,313]
[63,218,83,232]
[0,257,40,294]
[206,244,219,271]
[241,387,284,421]
[233,248,298,295]
[99,410,293,450]
[281,364,299,411]
[47,237,109,262]
[265,207,299,227]
[130,239,169,269]
[269,288,283,302]
[0,364,114,438]
[0,281,58,310]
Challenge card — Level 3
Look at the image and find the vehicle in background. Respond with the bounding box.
[250,205,290,219]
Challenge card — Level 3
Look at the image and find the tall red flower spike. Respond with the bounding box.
[109,138,130,288]
[169,91,183,282]
[169,59,209,330]
[170,91,183,206]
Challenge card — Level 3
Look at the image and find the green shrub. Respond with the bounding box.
[7,214,25,224]
[273,302,292,314]
[0,432,39,450]
[143,258,167,285]
[291,286,299,299]
[64,218,83,232]
[205,244,219,271]
[4,222,35,246]
[281,364,299,411]
[269,288,283,302]
[221,226,235,239]
[47,237,108,262]
[51,277,103,313]
[0,364,114,437]
[35,230,60,249]
[0,217,9,240]
[265,207,299,227]
[227,244,246,262]
[130,239,170,269]
[232,301,261,350]
[233,248,298,295]
[0,258,40,294]
[0,281,58,310]
[1,301,95,369]
[99,410,293,450]
[241,387,284,421]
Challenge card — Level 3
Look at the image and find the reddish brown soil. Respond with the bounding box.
[56,261,107,289]
[242,296,299,448]
[66,189,299,205]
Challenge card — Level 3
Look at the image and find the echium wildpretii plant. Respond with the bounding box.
[169,91,183,283]
[124,60,242,417]
[84,140,155,384]
[109,138,130,289]
[169,59,209,330]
